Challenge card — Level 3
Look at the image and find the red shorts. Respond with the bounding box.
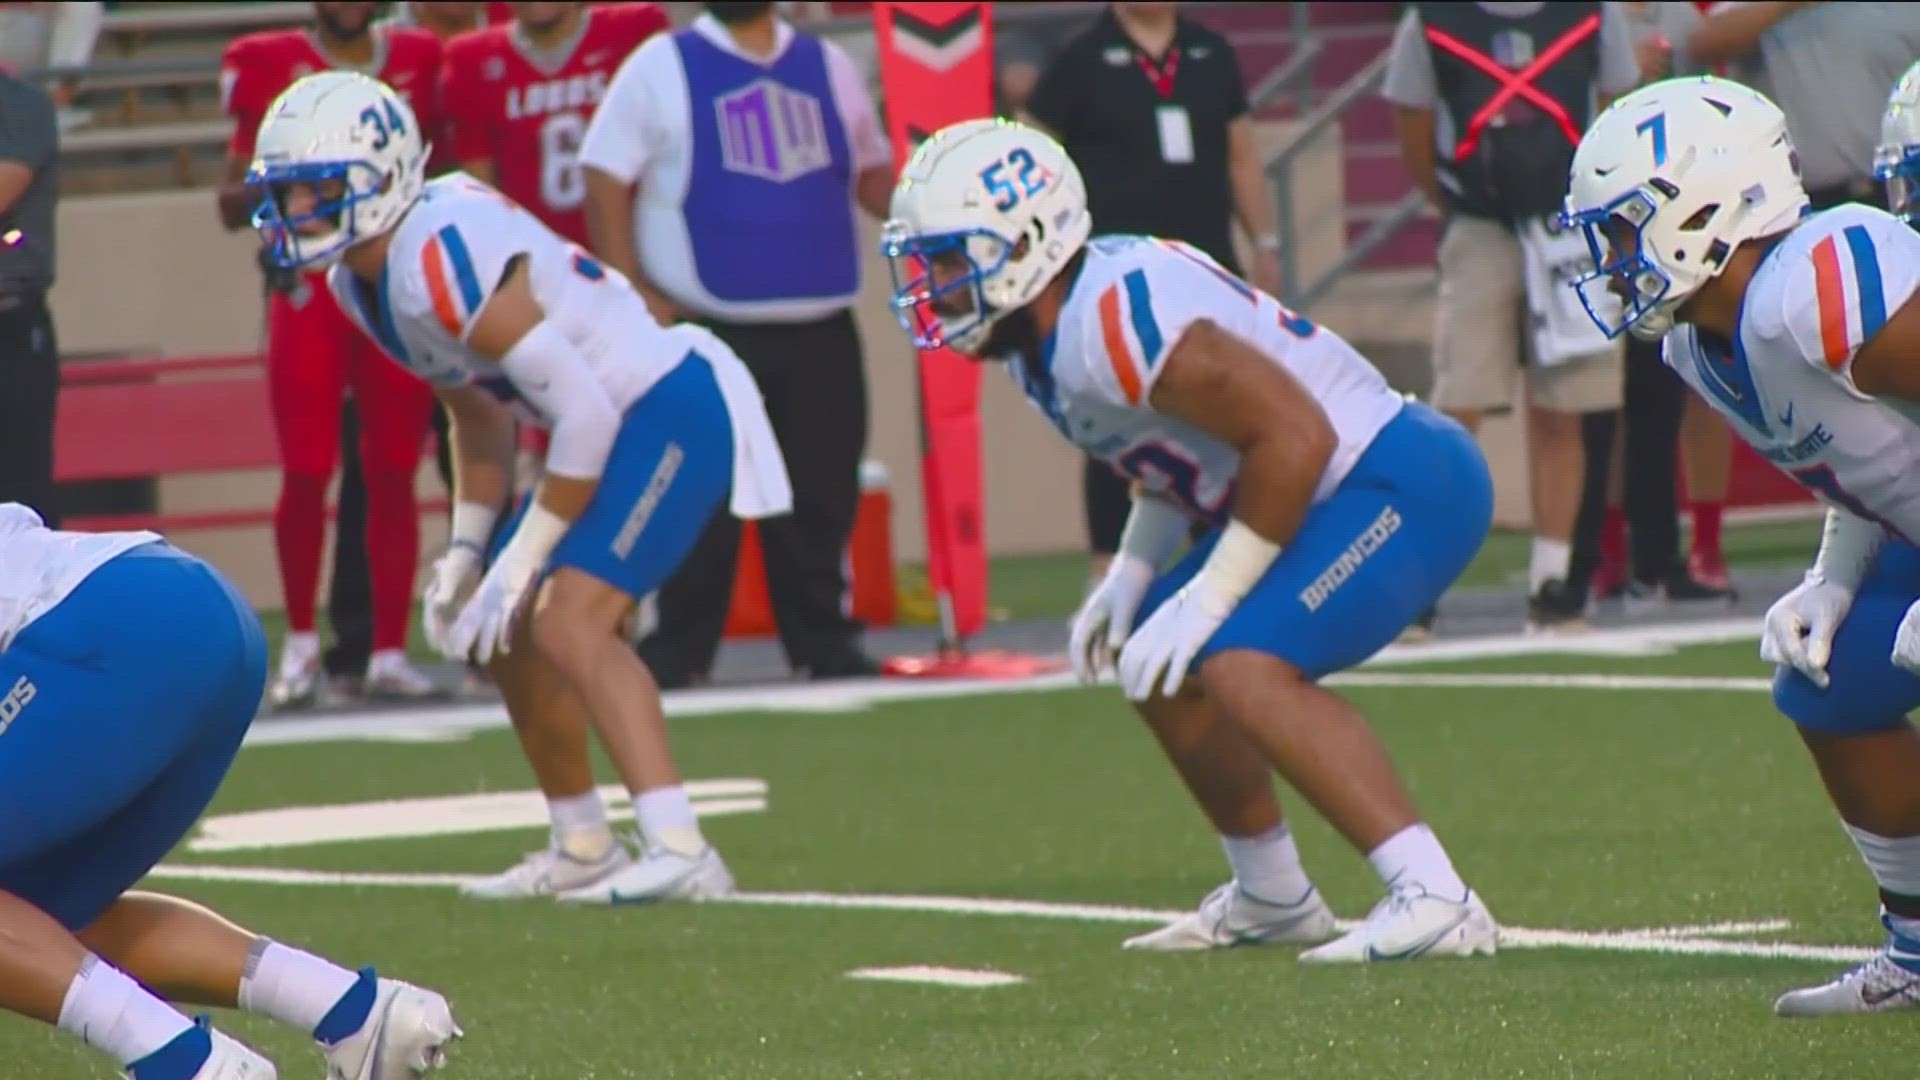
[266,274,433,475]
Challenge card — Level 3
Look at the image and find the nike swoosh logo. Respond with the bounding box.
[1364,909,1471,962]
[1861,976,1920,1007]
[1779,402,1794,428]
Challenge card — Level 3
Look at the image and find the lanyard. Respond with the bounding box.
[1136,46,1179,100]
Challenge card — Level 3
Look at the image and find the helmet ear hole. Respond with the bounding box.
[1679,204,1718,231]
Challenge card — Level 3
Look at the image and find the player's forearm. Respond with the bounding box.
[444,392,517,518]
[495,472,598,576]
[855,166,894,220]
[1809,508,1884,592]
[1688,1,1798,66]
[217,184,255,232]
[531,473,597,524]
[1226,120,1275,249]
[1116,494,1191,571]
[1192,430,1328,608]
[1391,107,1445,212]
[582,168,647,287]
[0,165,30,219]
[217,158,254,231]
[1231,421,1335,551]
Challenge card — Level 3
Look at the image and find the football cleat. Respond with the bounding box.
[461,840,634,900]
[555,841,735,905]
[322,975,461,1080]
[1123,881,1336,951]
[1298,883,1498,964]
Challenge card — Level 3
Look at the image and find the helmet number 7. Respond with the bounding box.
[1635,112,1667,167]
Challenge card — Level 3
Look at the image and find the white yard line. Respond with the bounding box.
[846,966,1025,988]
[189,781,768,852]
[145,865,1869,966]
[243,619,1767,749]
[1329,673,1770,692]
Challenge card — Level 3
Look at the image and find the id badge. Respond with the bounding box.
[1156,104,1194,165]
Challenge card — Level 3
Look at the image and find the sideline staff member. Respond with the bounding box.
[579,0,894,687]
[0,67,60,526]
[1385,0,1639,634]
[1022,0,1279,585]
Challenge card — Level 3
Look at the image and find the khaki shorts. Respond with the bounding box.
[1431,214,1623,414]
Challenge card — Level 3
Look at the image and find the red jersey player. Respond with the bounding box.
[439,1,669,248]
[217,1,445,709]
[439,2,668,492]
[380,1,514,36]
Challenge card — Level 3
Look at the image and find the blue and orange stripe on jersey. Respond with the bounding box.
[1808,224,1888,369]
[420,225,485,339]
[1096,268,1165,405]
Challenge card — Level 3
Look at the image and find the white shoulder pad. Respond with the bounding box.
[1056,236,1254,408]
[1776,206,1920,382]
[388,179,533,345]
[0,503,45,535]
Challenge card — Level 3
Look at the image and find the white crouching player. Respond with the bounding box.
[247,70,793,904]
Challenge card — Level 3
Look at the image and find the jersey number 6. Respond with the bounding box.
[979,147,1048,213]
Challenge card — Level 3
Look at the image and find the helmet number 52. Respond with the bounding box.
[979,146,1047,212]
[359,98,409,153]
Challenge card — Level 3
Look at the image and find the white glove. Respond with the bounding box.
[445,553,543,666]
[1892,598,1920,677]
[1069,556,1156,684]
[421,544,482,656]
[1117,575,1233,701]
[1759,573,1856,688]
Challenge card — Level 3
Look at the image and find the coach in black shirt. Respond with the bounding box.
[1022,1,1278,582]
[0,69,60,526]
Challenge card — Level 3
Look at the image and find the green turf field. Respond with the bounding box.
[2,624,1903,1079]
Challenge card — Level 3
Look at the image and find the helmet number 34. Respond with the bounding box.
[359,98,410,153]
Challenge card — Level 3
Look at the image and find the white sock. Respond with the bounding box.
[367,649,409,673]
[1529,538,1572,593]
[1366,823,1468,901]
[548,790,613,859]
[57,954,195,1068]
[1220,823,1314,905]
[633,785,706,856]
[237,938,360,1035]
[1844,825,1920,939]
[280,631,320,670]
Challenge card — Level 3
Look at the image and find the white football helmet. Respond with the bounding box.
[1875,60,1920,223]
[1562,75,1807,341]
[247,70,431,270]
[879,118,1092,355]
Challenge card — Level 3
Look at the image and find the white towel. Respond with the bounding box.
[664,325,794,521]
[1517,213,1622,367]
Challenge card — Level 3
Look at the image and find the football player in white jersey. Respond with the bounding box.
[0,504,458,1079]
[881,119,1499,962]
[1563,73,1920,1016]
[245,71,794,904]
